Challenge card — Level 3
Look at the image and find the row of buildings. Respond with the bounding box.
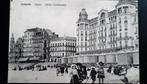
[9,0,139,65]
[9,28,76,64]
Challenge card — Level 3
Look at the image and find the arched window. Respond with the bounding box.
[101,12,105,18]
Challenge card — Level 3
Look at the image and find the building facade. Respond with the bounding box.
[22,27,58,62]
[73,0,139,65]
[50,36,76,64]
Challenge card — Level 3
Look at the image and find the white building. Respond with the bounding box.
[50,36,76,64]
[72,0,139,65]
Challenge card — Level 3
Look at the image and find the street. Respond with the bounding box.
[8,68,124,83]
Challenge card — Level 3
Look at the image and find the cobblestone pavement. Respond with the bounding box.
[8,68,124,83]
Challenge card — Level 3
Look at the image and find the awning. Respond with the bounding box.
[18,58,29,62]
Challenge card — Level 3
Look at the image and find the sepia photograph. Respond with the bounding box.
[8,0,139,83]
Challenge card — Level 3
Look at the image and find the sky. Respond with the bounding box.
[9,0,118,41]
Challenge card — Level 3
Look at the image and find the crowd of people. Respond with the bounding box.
[56,62,139,84]
[10,62,139,84]
[68,62,105,84]
[107,65,127,76]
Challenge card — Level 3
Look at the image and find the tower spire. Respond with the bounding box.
[77,8,89,23]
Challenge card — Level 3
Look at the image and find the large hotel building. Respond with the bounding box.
[66,0,139,65]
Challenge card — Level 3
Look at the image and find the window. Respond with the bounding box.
[101,12,105,18]
[125,40,128,47]
[81,31,83,36]
[125,28,128,31]
[85,37,87,41]
[123,6,129,13]
[110,25,112,30]
[124,17,128,28]
[118,8,122,14]
[85,24,88,28]
[85,31,87,36]
[119,25,122,31]
[85,42,87,46]
[119,17,121,24]
[101,20,105,24]
[81,37,83,41]
[113,24,115,29]
[120,33,122,38]
[125,32,128,37]
[120,41,122,47]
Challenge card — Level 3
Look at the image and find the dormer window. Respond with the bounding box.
[118,7,122,14]
[100,12,106,19]
[123,6,129,13]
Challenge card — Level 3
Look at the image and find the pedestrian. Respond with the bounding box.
[111,66,114,75]
[76,63,83,83]
[119,66,127,76]
[65,66,68,73]
[90,67,97,84]
[60,66,64,76]
[83,68,91,83]
[69,64,80,84]
[82,66,87,80]
[56,67,60,76]
[107,65,112,73]
[97,62,105,84]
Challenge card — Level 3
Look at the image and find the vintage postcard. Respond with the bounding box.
[8,0,139,83]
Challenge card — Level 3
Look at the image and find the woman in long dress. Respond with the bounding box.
[97,62,105,84]
[69,64,80,84]
[90,67,97,84]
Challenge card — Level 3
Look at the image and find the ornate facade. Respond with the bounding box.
[71,0,139,65]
